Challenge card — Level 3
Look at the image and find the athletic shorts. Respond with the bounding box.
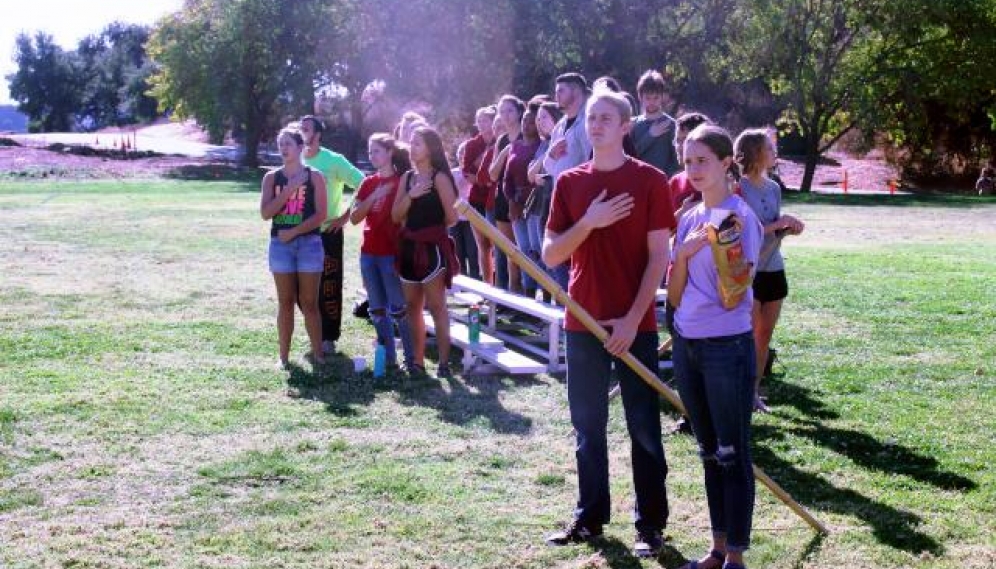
[752,270,788,303]
[399,242,444,284]
[268,234,324,273]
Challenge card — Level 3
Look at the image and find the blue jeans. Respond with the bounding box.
[486,208,509,290]
[566,331,669,532]
[511,216,537,293]
[360,254,414,367]
[673,331,756,552]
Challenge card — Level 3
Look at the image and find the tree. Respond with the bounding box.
[147,0,330,166]
[6,32,83,132]
[76,23,159,128]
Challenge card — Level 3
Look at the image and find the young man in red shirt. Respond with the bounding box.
[542,88,675,558]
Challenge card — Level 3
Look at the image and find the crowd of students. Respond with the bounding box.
[258,69,809,568]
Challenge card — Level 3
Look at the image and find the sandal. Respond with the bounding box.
[681,549,725,569]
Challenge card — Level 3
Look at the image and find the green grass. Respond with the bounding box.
[0,180,994,568]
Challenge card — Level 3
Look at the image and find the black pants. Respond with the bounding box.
[450,220,479,279]
[320,229,343,343]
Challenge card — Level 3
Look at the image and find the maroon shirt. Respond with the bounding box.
[503,138,540,205]
[462,134,491,207]
[547,158,675,332]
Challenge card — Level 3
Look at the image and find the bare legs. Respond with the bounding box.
[750,298,782,412]
[402,271,450,372]
[272,271,324,366]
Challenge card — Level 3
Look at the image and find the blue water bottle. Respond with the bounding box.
[373,340,386,378]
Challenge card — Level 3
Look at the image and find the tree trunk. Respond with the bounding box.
[799,134,820,192]
[242,123,261,168]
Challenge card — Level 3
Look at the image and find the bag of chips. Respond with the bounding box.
[707,210,753,309]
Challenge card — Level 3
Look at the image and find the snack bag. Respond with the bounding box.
[707,210,753,309]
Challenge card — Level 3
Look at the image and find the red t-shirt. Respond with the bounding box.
[356,173,402,256]
[475,143,498,210]
[547,157,676,332]
[669,171,701,213]
[462,134,491,207]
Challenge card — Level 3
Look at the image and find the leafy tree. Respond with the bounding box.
[6,32,83,132]
[76,23,158,128]
[148,0,330,166]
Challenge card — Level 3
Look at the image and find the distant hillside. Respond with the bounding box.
[0,105,28,133]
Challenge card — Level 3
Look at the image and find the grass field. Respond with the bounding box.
[1,180,994,568]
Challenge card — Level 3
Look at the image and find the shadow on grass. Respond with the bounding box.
[765,373,840,420]
[588,535,685,569]
[284,348,536,434]
[783,191,996,209]
[752,429,942,556]
[162,163,263,183]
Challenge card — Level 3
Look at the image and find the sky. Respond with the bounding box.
[1,0,184,105]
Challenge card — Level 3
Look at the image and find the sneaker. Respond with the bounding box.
[545,520,603,546]
[437,364,453,379]
[633,529,663,558]
[276,359,291,371]
[322,340,336,355]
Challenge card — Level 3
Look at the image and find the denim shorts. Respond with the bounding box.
[268,233,324,273]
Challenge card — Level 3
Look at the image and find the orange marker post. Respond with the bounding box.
[889,179,897,195]
[842,170,849,194]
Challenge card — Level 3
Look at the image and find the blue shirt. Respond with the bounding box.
[738,176,784,272]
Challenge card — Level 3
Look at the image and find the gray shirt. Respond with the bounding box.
[739,176,784,272]
[543,105,592,182]
[630,114,679,176]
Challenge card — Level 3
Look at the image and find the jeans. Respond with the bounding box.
[359,254,414,367]
[672,331,756,551]
[566,331,669,532]
[450,220,480,280]
[511,216,537,294]
[486,208,509,290]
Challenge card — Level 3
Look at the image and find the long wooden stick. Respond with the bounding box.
[455,199,828,534]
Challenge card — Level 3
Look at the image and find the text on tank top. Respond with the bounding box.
[271,168,318,237]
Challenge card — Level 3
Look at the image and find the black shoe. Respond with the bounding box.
[633,529,663,558]
[763,348,777,377]
[545,521,603,546]
[437,364,453,379]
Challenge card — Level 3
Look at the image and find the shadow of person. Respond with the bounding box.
[763,372,840,420]
[786,419,976,491]
[587,534,685,569]
[396,372,538,434]
[753,424,943,556]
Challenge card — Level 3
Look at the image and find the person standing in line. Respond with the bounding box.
[391,127,459,379]
[669,124,763,569]
[349,133,416,373]
[462,106,498,282]
[734,129,804,412]
[631,70,680,177]
[260,128,328,370]
[451,140,480,279]
[543,73,593,291]
[527,100,563,299]
[669,113,713,217]
[299,115,365,356]
[503,104,541,297]
[542,88,674,559]
[486,95,526,292]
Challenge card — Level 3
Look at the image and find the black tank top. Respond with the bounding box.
[270,167,319,237]
[404,170,445,231]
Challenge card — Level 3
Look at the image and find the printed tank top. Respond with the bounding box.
[270,167,319,237]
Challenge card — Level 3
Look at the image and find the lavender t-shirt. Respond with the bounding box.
[674,194,763,339]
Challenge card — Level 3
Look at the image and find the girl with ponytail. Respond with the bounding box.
[734,129,804,412]
[349,133,415,372]
[669,125,763,569]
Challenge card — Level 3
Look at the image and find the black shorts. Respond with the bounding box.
[493,189,511,223]
[752,270,788,303]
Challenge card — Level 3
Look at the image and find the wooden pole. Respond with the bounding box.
[454,199,828,534]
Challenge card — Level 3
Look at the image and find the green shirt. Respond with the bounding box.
[303,147,365,230]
